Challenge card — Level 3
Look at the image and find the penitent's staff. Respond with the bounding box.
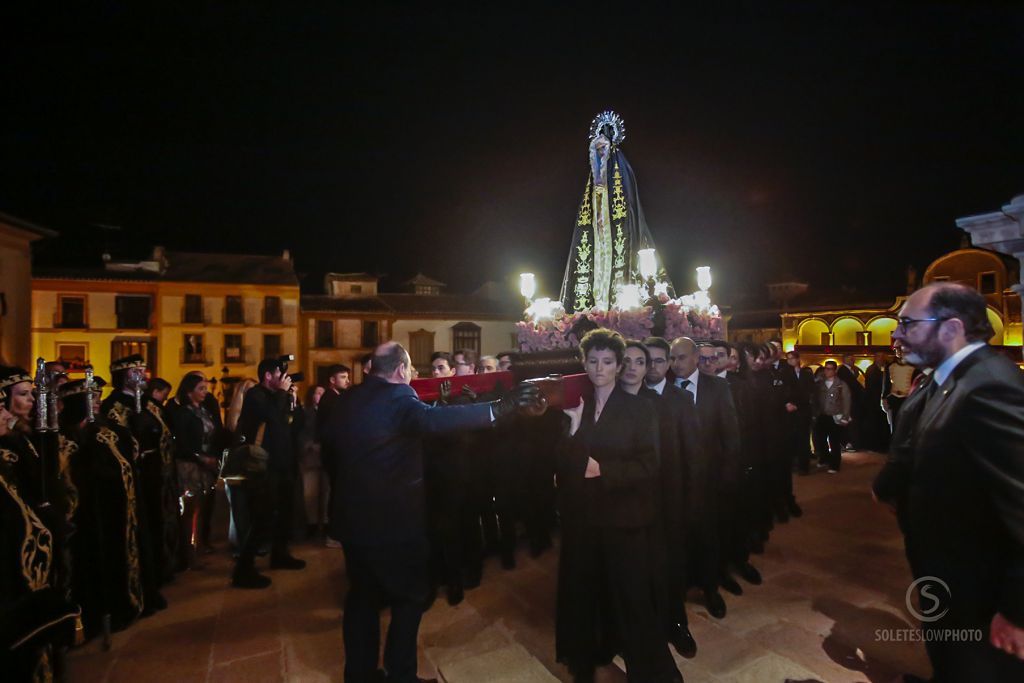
[80,365,112,650]
[33,358,75,680]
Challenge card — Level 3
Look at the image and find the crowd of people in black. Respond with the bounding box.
[0,352,331,679]
[0,328,942,683]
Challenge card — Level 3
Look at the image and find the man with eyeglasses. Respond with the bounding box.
[874,282,1024,678]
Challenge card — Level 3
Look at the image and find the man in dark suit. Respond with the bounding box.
[785,350,815,474]
[641,337,702,657]
[232,358,305,588]
[324,342,538,683]
[873,283,1024,679]
[670,337,741,620]
[861,351,891,452]
[765,341,802,520]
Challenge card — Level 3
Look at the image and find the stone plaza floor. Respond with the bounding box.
[68,451,934,682]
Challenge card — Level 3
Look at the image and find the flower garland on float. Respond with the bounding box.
[515,252,723,353]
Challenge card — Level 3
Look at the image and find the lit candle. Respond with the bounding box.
[637,249,657,280]
[616,284,642,310]
[527,297,558,321]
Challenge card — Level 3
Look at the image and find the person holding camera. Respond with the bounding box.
[231,357,305,588]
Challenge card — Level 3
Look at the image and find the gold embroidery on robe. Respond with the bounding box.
[0,470,53,591]
[576,176,592,227]
[1,447,18,464]
[146,402,175,467]
[95,428,144,614]
[32,644,53,683]
[58,435,80,521]
[611,162,627,221]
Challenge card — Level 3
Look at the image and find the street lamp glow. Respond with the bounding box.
[519,272,536,301]
[637,249,657,280]
[696,266,712,292]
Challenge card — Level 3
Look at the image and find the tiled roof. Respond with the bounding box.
[163,251,298,286]
[301,295,392,313]
[33,252,299,287]
[33,267,158,282]
[324,272,378,282]
[0,211,59,239]
[300,293,521,318]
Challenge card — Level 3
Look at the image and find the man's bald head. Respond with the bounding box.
[371,342,411,382]
[669,337,699,380]
[911,283,994,343]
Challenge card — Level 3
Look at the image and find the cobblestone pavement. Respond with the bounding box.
[68,451,932,682]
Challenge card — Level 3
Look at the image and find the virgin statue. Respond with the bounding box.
[558,111,674,313]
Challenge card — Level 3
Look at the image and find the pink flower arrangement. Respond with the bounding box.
[516,300,722,352]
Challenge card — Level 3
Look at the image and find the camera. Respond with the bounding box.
[289,371,305,383]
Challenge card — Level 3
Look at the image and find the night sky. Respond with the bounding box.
[3,3,1023,305]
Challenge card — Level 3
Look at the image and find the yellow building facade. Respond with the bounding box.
[32,249,300,402]
[731,247,1022,370]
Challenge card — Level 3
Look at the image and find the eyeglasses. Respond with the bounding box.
[896,317,949,333]
[698,356,718,364]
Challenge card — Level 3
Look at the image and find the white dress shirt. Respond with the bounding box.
[647,377,667,395]
[674,369,700,403]
[932,341,986,387]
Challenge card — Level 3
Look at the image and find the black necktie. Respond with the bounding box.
[679,379,691,389]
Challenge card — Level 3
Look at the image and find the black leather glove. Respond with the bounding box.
[493,382,543,419]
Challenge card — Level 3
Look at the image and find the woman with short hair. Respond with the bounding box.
[556,330,680,682]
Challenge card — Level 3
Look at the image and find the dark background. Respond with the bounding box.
[3,2,1022,304]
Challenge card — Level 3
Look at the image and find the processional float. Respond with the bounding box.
[413,111,722,407]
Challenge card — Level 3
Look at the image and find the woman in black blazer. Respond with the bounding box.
[555,329,680,683]
[170,374,220,570]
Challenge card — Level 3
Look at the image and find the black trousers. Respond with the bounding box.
[235,470,294,569]
[557,523,679,682]
[342,537,432,683]
[787,413,812,474]
[812,416,844,471]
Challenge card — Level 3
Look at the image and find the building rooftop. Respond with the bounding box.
[33,249,299,287]
[301,293,521,319]
[0,211,59,239]
[162,251,298,286]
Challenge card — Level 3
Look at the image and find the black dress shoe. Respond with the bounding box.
[720,575,743,596]
[232,566,272,589]
[736,562,763,585]
[704,590,727,619]
[500,550,516,570]
[446,582,464,606]
[668,623,697,658]
[464,567,482,590]
[270,554,306,570]
[529,537,552,558]
[787,499,803,517]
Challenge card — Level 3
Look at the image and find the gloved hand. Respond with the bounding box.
[493,382,543,419]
